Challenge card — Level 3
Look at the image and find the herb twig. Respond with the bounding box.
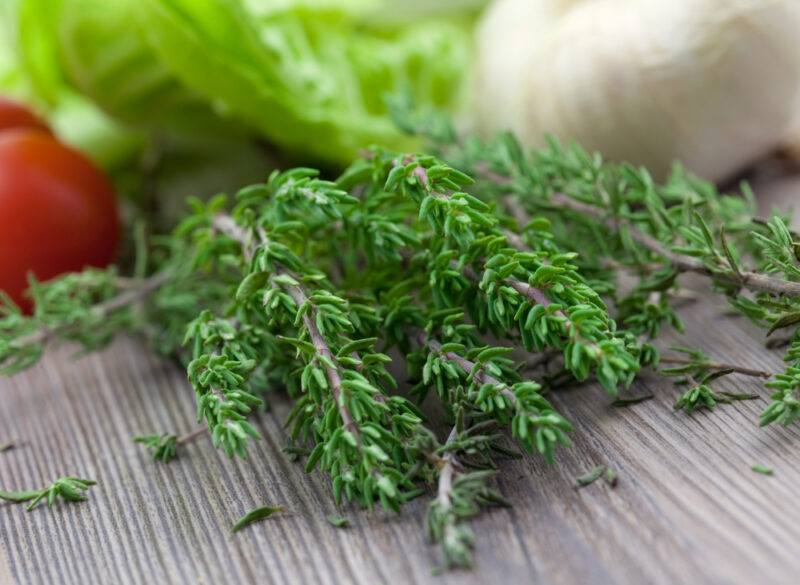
[11,272,169,350]
[0,477,97,511]
[134,427,207,462]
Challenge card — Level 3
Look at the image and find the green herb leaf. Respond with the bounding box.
[232,506,284,533]
[575,465,606,488]
[134,434,179,463]
[611,395,654,407]
[0,489,41,503]
[326,515,349,528]
[751,464,773,476]
[767,312,800,337]
[720,227,741,277]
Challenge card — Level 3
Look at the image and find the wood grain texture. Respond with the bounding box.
[2,175,800,585]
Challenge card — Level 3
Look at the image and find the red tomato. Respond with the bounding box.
[0,97,51,135]
[0,129,120,312]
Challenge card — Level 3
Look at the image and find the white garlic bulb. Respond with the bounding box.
[474,0,800,182]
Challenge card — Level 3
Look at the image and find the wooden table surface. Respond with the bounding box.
[2,174,800,585]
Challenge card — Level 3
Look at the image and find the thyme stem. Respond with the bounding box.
[425,337,518,408]
[285,280,361,443]
[176,427,208,446]
[436,425,459,509]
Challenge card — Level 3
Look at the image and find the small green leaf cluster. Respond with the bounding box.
[0,269,124,374]
[575,465,617,488]
[184,312,264,458]
[673,383,724,414]
[352,149,640,395]
[762,368,800,426]
[134,434,179,463]
[413,313,571,464]
[426,468,507,570]
[0,477,97,511]
[414,422,511,570]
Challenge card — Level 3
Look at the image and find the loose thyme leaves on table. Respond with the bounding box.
[576,465,618,489]
[134,428,207,463]
[612,395,655,408]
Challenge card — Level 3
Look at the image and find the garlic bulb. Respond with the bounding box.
[474,0,800,182]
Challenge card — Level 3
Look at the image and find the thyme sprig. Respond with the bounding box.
[440,130,800,429]
[5,118,800,569]
[0,477,97,511]
[0,271,168,374]
[182,173,428,509]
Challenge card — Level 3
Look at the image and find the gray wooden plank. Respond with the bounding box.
[2,173,800,585]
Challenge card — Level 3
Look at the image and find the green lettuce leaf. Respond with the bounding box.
[19,0,476,164]
[3,0,144,169]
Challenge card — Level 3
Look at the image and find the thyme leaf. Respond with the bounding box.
[326,515,349,528]
[575,466,606,488]
[232,506,284,533]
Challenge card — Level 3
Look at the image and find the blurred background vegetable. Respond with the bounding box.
[474,0,800,183]
[0,0,483,225]
[0,96,51,134]
[4,0,798,193]
[0,122,119,312]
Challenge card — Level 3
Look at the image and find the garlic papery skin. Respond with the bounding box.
[474,0,800,182]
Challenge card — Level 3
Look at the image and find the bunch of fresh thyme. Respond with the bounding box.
[3,114,800,569]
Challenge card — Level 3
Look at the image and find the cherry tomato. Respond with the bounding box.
[0,97,51,135]
[0,129,120,312]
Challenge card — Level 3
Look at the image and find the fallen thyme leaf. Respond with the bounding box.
[327,515,349,528]
[611,395,654,408]
[232,505,284,533]
[0,440,14,453]
[575,465,606,488]
[751,464,773,476]
[604,467,618,487]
